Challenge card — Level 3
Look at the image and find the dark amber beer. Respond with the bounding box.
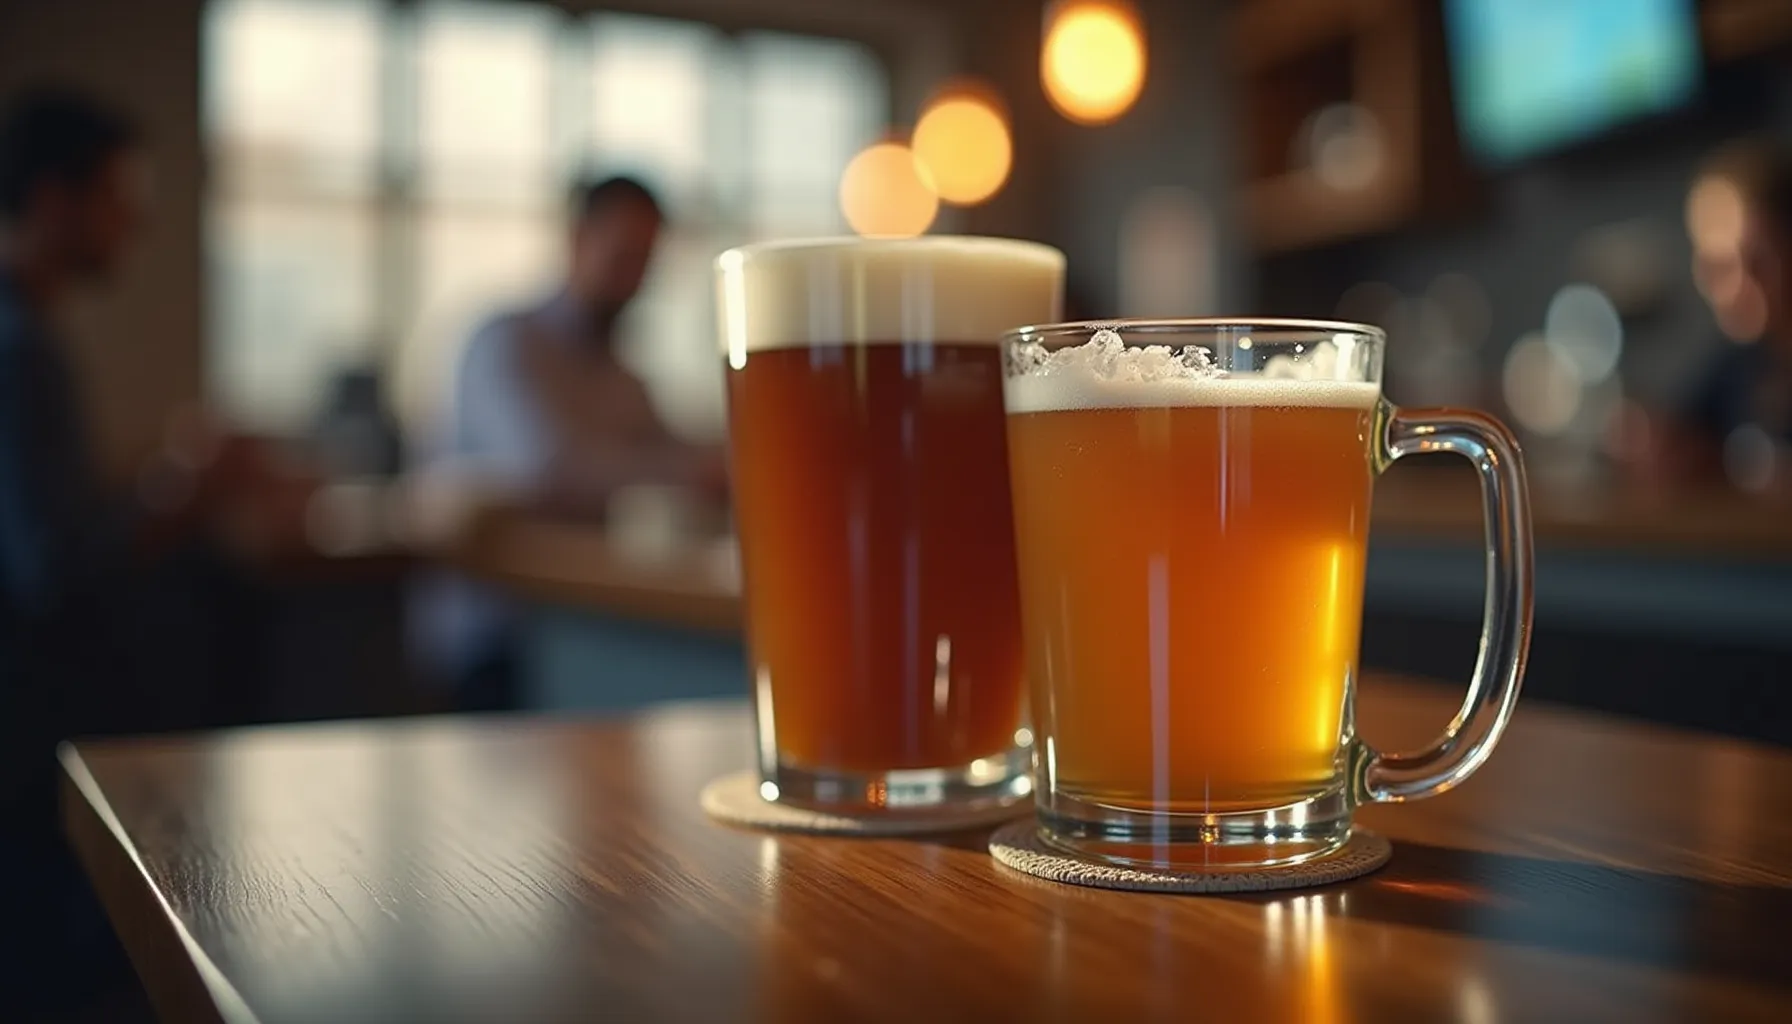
[718,238,1063,812]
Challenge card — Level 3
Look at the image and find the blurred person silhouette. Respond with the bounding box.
[1652,137,1792,488]
[0,85,275,1018]
[414,176,724,710]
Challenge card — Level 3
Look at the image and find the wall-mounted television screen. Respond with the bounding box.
[1444,0,1702,166]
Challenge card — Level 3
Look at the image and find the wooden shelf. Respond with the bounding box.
[1231,0,1470,253]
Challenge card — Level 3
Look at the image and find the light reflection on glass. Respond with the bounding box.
[1315,542,1349,751]
[932,635,953,717]
[754,665,778,782]
[719,248,751,371]
[1331,333,1358,375]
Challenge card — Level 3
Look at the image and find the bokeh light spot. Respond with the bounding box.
[839,141,939,239]
[1544,283,1623,384]
[1042,1,1146,126]
[1503,332,1582,435]
[913,89,1012,206]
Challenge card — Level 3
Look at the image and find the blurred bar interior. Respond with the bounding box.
[5,0,1790,738]
[3,0,1792,1011]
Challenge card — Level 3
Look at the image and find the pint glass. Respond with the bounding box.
[718,238,1064,814]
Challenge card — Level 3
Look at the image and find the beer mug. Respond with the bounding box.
[717,238,1064,814]
[1003,319,1532,870]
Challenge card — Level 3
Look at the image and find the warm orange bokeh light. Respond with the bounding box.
[839,141,939,238]
[1042,1,1146,126]
[913,90,1012,206]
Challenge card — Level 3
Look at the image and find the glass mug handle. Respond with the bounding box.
[1360,403,1535,803]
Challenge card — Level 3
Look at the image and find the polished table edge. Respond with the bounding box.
[59,673,1789,757]
[60,743,250,1024]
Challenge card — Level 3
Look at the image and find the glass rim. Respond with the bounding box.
[1002,317,1387,345]
[716,234,1063,269]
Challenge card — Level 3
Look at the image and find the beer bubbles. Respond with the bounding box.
[913,87,1012,206]
[839,141,939,238]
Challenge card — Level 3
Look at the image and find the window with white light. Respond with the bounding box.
[205,0,888,440]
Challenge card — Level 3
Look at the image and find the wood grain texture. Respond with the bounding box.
[63,677,1792,1024]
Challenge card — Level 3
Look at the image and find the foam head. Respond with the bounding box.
[716,237,1064,361]
[1005,330,1383,413]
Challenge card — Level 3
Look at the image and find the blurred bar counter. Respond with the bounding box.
[1370,468,1792,746]
[448,511,741,635]
[1373,465,1792,558]
[439,475,1792,743]
[441,507,745,715]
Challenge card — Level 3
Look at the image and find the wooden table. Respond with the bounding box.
[62,677,1792,1023]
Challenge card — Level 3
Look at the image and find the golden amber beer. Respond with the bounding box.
[1008,376,1378,814]
[718,237,1063,813]
[1003,322,1533,870]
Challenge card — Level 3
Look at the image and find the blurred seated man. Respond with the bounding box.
[0,85,282,1015]
[414,176,723,708]
[1659,137,1792,488]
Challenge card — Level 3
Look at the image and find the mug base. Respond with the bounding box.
[1037,787,1354,871]
[763,747,1033,817]
[992,818,1390,893]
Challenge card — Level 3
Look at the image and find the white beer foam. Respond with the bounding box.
[716,237,1064,358]
[1006,329,1381,413]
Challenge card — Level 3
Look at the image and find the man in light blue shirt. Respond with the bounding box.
[415,177,724,707]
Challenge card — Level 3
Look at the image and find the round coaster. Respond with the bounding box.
[988,819,1391,894]
[701,770,1028,836]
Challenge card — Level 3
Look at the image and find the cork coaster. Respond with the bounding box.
[988,819,1391,893]
[701,770,1028,836]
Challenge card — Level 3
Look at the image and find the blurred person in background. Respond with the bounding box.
[413,176,724,710]
[0,85,294,1018]
[1648,136,1792,489]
